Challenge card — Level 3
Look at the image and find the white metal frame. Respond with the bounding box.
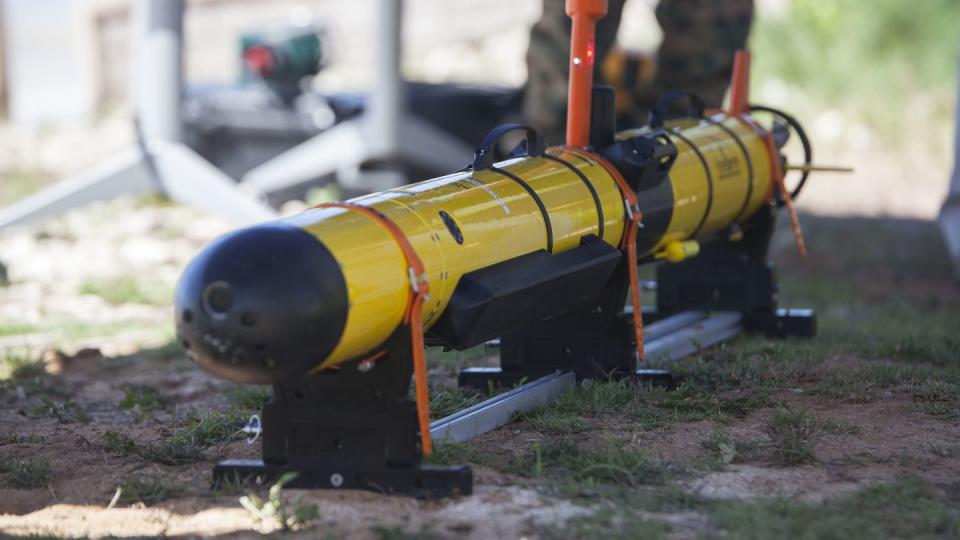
[239,0,474,194]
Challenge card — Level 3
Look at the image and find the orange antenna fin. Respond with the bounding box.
[728,49,751,117]
[565,0,608,147]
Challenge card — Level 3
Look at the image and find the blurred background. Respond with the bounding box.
[0,0,957,356]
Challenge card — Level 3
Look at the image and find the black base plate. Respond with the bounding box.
[213,459,472,498]
[745,308,817,338]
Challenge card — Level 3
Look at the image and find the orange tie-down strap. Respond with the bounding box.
[313,202,434,455]
[736,116,807,256]
[579,151,646,363]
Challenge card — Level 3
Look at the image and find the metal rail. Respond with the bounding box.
[430,370,575,443]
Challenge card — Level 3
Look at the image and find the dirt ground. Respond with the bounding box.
[0,200,958,538]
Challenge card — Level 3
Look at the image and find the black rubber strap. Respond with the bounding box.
[489,166,554,253]
[670,129,713,238]
[706,118,755,223]
[542,153,605,240]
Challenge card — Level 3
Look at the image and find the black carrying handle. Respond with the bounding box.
[647,90,706,128]
[472,123,545,170]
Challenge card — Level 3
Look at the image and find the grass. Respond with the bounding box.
[142,410,245,465]
[225,385,272,413]
[78,276,171,306]
[711,479,960,539]
[33,398,91,424]
[118,477,182,506]
[520,362,775,434]
[429,386,485,420]
[523,409,590,435]
[702,428,761,466]
[765,408,818,466]
[539,478,960,539]
[103,431,137,455]
[0,350,44,381]
[119,384,171,422]
[432,437,663,488]
[0,167,53,207]
[0,323,41,337]
[0,457,52,489]
[752,0,959,142]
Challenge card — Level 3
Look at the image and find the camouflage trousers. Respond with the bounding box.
[524,0,754,145]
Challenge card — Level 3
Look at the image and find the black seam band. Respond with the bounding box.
[670,129,714,238]
[489,166,554,253]
[543,153,605,240]
[707,119,755,223]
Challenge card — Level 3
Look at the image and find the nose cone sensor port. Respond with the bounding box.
[175,223,348,384]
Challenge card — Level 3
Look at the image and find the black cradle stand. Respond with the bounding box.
[213,329,472,498]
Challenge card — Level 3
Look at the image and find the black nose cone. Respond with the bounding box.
[175,223,348,384]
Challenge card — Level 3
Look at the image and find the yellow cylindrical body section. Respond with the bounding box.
[277,114,775,369]
[622,116,773,255]
[286,149,625,368]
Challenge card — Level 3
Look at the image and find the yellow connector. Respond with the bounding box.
[657,240,701,263]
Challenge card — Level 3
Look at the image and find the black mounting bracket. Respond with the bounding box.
[213,328,472,498]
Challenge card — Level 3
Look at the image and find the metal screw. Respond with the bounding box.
[330,473,344,487]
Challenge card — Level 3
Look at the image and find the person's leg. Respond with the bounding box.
[643,0,754,110]
[938,58,960,283]
[523,0,626,145]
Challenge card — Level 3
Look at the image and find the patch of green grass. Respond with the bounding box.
[560,444,664,487]
[0,457,52,489]
[33,398,91,424]
[537,368,773,432]
[0,434,46,445]
[118,477,182,506]
[879,335,960,367]
[753,0,959,141]
[103,431,137,456]
[711,479,960,539]
[225,385,272,412]
[766,408,817,466]
[0,323,41,337]
[429,386,485,420]
[0,167,53,207]
[0,350,44,381]
[432,438,662,488]
[142,410,244,465]
[910,380,960,420]
[118,384,170,422]
[702,428,761,465]
[77,276,171,306]
[522,409,590,435]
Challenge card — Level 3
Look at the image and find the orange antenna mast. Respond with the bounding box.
[565,0,608,147]
[727,49,751,117]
